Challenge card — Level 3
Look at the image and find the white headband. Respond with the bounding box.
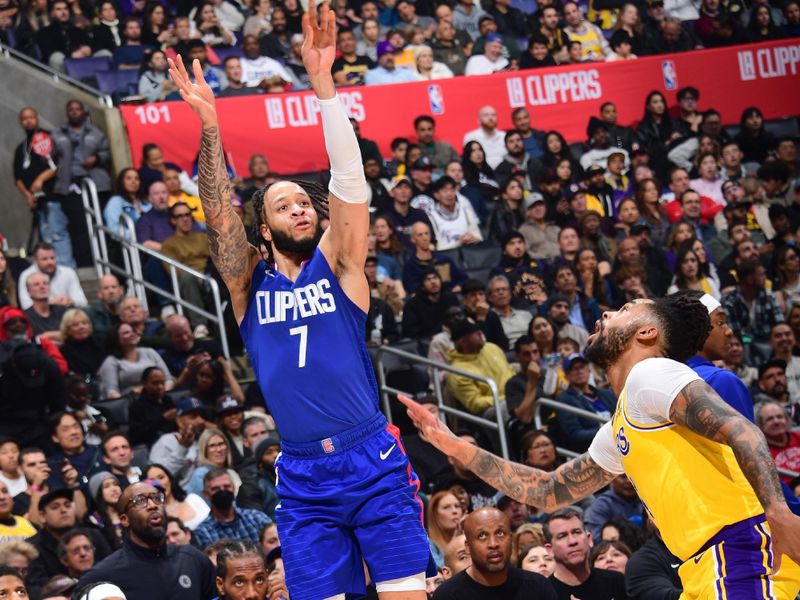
[700,293,721,315]
[80,583,126,600]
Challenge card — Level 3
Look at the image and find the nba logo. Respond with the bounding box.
[428,84,445,115]
[321,438,335,454]
[661,60,677,90]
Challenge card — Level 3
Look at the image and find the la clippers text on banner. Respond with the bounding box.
[120,40,800,176]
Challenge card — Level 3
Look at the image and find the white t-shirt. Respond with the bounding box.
[464,54,509,76]
[240,56,294,87]
[0,473,27,497]
[588,357,701,474]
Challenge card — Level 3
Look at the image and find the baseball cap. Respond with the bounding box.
[759,358,787,380]
[216,395,245,416]
[1,307,29,331]
[176,397,204,416]
[586,164,605,176]
[523,192,545,209]
[566,183,585,200]
[449,319,481,342]
[38,488,74,512]
[389,176,412,191]
[376,40,399,58]
[485,32,503,44]
[546,293,571,310]
[629,222,651,236]
[76,583,127,600]
[562,352,588,372]
[411,156,434,170]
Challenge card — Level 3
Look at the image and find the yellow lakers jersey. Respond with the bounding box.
[590,357,763,561]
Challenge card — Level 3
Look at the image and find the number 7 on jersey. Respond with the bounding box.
[290,325,308,368]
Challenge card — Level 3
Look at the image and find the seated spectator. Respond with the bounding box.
[0,482,36,542]
[607,30,637,61]
[84,472,123,550]
[192,469,271,548]
[97,322,175,398]
[519,543,556,577]
[463,106,506,170]
[487,275,532,346]
[520,34,557,69]
[588,540,631,575]
[159,314,222,378]
[186,356,244,406]
[58,309,104,378]
[551,353,616,452]
[491,231,546,306]
[380,177,434,247]
[723,333,759,388]
[751,359,800,426]
[430,20,469,76]
[134,181,176,252]
[89,1,122,55]
[27,489,111,590]
[185,429,242,497]
[259,7,292,61]
[239,35,294,92]
[551,264,600,334]
[667,239,721,299]
[487,179,525,244]
[784,0,800,35]
[364,40,417,85]
[103,168,151,231]
[45,411,103,496]
[545,508,627,599]
[414,45,453,80]
[756,401,800,484]
[83,275,123,346]
[768,322,800,400]
[519,194,561,260]
[426,491,464,568]
[190,1,236,47]
[495,130,543,192]
[402,222,465,293]
[113,17,154,69]
[504,339,554,448]
[149,397,208,487]
[0,249,16,309]
[243,0,272,39]
[735,106,775,165]
[402,269,461,341]
[23,273,67,342]
[464,32,508,75]
[584,474,643,540]
[332,28,375,86]
[18,243,88,311]
[574,247,614,311]
[428,306,466,368]
[35,0,92,72]
[217,56,263,97]
[446,318,515,417]
[462,278,509,350]
[145,463,209,531]
[128,367,177,448]
[237,434,280,518]
[0,440,25,500]
[427,176,482,251]
[63,374,109,446]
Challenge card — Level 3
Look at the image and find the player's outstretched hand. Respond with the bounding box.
[168,54,218,127]
[398,394,459,455]
[301,0,336,78]
[767,508,800,573]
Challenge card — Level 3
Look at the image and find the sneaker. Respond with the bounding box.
[193,324,210,338]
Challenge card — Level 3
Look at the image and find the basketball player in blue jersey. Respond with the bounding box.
[166,3,433,599]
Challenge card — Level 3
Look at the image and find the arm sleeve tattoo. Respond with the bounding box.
[669,379,784,511]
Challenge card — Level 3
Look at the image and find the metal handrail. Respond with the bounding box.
[79,178,231,359]
[376,345,510,460]
[532,397,800,479]
[0,42,113,106]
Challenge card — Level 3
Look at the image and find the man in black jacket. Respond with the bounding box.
[77,481,216,600]
[35,0,91,72]
[462,279,508,351]
[625,530,682,600]
[401,269,461,342]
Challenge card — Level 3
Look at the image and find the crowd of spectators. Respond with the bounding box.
[3,10,800,594]
[0,0,798,93]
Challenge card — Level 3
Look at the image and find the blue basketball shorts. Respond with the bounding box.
[274,413,436,600]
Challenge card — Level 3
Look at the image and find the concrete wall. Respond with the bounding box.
[0,51,132,251]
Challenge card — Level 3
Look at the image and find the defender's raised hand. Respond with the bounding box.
[168,54,218,126]
[301,0,336,79]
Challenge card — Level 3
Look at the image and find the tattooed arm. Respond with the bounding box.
[168,55,258,324]
[670,379,800,568]
[399,394,616,511]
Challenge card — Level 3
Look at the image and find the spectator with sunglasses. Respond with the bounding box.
[76,481,215,600]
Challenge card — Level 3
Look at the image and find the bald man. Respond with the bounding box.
[77,482,215,600]
[441,533,470,579]
[87,274,124,343]
[433,507,556,599]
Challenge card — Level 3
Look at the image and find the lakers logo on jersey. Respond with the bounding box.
[615,425,630,456]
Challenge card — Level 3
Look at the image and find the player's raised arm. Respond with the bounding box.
[399,394,616,512]
[168,55,258,323]
[303,0,370,310]
[669,380,800,569]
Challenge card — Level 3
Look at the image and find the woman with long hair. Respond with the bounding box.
[635,91,678,179]
[138,143,199,197]
[723,333,758,387]
[0,249,17,308]
[614,197,643,241]
[612,3,650,55]
[541,131,579,175]
[426,491,463,568]
[461,141,500,205]
[185,428,243,496]
[511,523,546,566]
[588,540,632,574]
[555,157,575,188]
[138,49,177,103]
[734,107,776,164]
[89,0,120,54]
[141,1,174,46]
[145,463,209,529]
[191,1,235,47]
[97,322,175,398]
[186,357,244,406]
[574,247,614,310]
[413,45,453,80]
[103,168,151,230]
[634,177,669,246]
[691,237,719,288]
[690,152,724,206]
[59,309,104,378]
[519,544,556,577]
[663,221,696,271]
[667,240,721,299]
[373,216,408,271]
[356,18,380,61]
[747,4,784,42]
[487,178,525,244]
[243,0,272,39]
[528,316,558,358]
[773,246,800,312]
[519,429,560,471]
[85,472,124,549]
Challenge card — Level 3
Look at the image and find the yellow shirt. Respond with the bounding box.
[0,515,36,543]
[447,342,515,414]
[168,192,206,223]
[589,357,763,561]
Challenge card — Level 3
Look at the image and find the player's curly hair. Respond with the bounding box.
[251,178,330,263]
[652,292,712,362]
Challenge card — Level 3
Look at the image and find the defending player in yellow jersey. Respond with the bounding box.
[400,294,800,599]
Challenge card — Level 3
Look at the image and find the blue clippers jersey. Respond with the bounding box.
[239,248,380,443]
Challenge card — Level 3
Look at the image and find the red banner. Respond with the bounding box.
[121,39,800,175]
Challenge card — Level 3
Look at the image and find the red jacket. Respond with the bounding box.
[0,306,68,374]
